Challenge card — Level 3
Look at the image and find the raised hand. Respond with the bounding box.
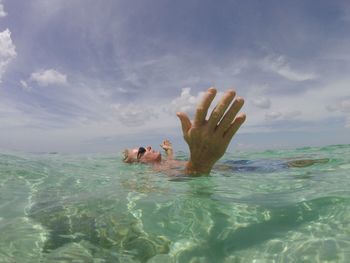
[176,87,246,175]
[160,139,174,159]
[160,139,172,151]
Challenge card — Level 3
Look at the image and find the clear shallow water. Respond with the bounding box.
[1,144,350,263]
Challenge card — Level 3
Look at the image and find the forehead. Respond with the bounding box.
[131,148,138,154]
[127,148,139,158]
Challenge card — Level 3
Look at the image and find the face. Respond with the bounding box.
[123,146,161,163]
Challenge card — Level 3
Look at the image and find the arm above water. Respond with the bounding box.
[160,139,174,160]
[177,87,246,175]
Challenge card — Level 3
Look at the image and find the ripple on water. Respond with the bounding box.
[0,145,350,262]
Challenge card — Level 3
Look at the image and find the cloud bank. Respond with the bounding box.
[0,0,349,152]
[261,55,317,82]
[112,103,157,127]
[0,29,16,82]
[252,97,271,109]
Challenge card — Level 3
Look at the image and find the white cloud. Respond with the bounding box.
[20,80,32,91]
[261,55,317,81]
[283,110,302,119]
[30,69,67,87]
[111,103,157,127]
[163,87,227,118]
[252,97,271,109]
[242,78,350,131]
[326,99,350,113]
[325,99,350,129]
[265,110,301,121]
[0,29,16,82]
[164,88,202,116]
[265,111,282,121]
[116,87,131,93]
[0,0,6,18]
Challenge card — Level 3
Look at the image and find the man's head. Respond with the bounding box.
[123,146,161,163]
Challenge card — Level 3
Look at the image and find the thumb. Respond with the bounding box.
[176,112,191,135]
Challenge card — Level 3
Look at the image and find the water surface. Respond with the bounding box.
[1,144,350,262]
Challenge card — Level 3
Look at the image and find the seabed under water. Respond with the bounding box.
[1,144,350,262]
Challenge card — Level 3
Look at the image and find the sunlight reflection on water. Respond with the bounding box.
[0,145,350,262]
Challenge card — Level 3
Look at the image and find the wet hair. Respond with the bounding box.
[122,147,146,163]
[122,149,130,163]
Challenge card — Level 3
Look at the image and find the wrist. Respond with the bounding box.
[164,148,173,155]
[185,160,214,175]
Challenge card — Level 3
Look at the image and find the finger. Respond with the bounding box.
[207,89,236,131]
[176,112,192,135]
[217,97,244,134]
[223,113,246,140]
[193,87,217,127]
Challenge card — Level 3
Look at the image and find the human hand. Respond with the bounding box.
[160,139,174,159]
[160,139,173,151]
[176,87,246,175]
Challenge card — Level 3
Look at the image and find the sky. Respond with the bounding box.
[0,0,349,153]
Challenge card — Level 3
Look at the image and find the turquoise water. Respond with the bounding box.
[1,144,350,263]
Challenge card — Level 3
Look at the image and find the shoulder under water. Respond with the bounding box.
[222,158,329,173]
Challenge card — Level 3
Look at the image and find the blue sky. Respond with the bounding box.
[0,0,349,153]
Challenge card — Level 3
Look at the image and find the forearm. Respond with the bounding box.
[164,148,174,160]
[184,146,218,175]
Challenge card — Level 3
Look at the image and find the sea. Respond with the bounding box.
[0,144,350,263]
